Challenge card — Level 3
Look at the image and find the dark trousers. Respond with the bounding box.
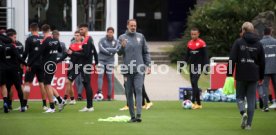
[189,65,202,105]
[236,81,257,126]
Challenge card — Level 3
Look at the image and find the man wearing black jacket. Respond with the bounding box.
[227,22,265,130]
[5,29,26,112]
[66,24,98,112]
[23,23,48,110]
[0,33,13,113]
[28,24,65,113]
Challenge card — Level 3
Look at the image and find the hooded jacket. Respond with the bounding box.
[227,32,265,81]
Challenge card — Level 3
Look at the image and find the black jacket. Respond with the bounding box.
[227,32,265,81]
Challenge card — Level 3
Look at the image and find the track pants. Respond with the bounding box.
[236,81,257,126]
[124,73,144,118]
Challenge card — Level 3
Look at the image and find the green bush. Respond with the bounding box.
[170,0,276,63]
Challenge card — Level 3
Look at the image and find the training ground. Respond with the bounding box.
[0,101,275,135]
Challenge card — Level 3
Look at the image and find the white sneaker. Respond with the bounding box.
[241,113,248,129]
[146,102,154,110]
[269,103,276,109]
[65,99,70,105]
[245,125,251,130]
[69,100,76,105]
[43,106,48,111]
[58,100,66,112]
[44,108,55,113]
[79,107,94,112]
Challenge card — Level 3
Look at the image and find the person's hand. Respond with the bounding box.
[26,66,31,72]
[20,64,24,69]
[121,39,127,48]
[146,67,151,75]
[258,80,264,85]
[67,49,73,55]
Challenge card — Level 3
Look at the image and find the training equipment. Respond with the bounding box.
[98,115,131,122]
[182,100,192,109]
[223,77,235,95]
[94,93,104,101]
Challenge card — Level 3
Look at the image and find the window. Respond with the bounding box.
[77,0,106,31]
[28,0,72,31]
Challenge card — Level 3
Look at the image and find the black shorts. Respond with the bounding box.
[25,65,44,83]
[67,68,79,82]
[44,72,55,85]
[6,69,21,89]
[43,62,57,85]
[67,66,91,83]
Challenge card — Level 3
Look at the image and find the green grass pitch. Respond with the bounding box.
[0,101,275,135]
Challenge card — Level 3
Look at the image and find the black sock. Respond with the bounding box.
[56,96,63,104]
[240,111,245,116]
[8,99,12,107]
[3,97,8,104]
[63,95,68,100]
[50,102,55,109]
[42,100,47,107]
[70,97,74,100]
[23,99,28,107]
[136,114,141,119]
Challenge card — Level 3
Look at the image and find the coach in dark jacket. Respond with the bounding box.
[227,22,265,130]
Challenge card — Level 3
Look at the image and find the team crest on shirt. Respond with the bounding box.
[196,43,200,47]
[34,47,39,51]
[137,37,141,43]
[240,45,246,51]
[112,41,116,46]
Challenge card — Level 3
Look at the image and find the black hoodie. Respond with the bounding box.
[227,32,265,81]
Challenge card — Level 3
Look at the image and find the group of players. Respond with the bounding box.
[0,21,153,115]
[0,23,100,113]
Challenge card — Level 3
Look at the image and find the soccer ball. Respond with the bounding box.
[182,100,192,109]
[94,93,104,101]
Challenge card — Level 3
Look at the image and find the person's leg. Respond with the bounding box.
[246,81,257,127]
[12,71,25,109]
[133,73,144,121]
[45,84,55,110]
[23,70,35,107]
[142,85,146,106]
[125,74,135,119]
[97,64,105,94]
[271,74,276,101]
[236,81,249,129]
[236,81,247,115]
[106,64,114,100]
[190,65,201,106]
[1,84,9,113]
[82,72,93,109]
[260,75,270,109]
[64,79,71,101]
[5,71,13,109]
[269,74,276,108]
[143,85,151,103]
[119,76,129,111]
[75,74,83,99]
[37,66,47,107]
